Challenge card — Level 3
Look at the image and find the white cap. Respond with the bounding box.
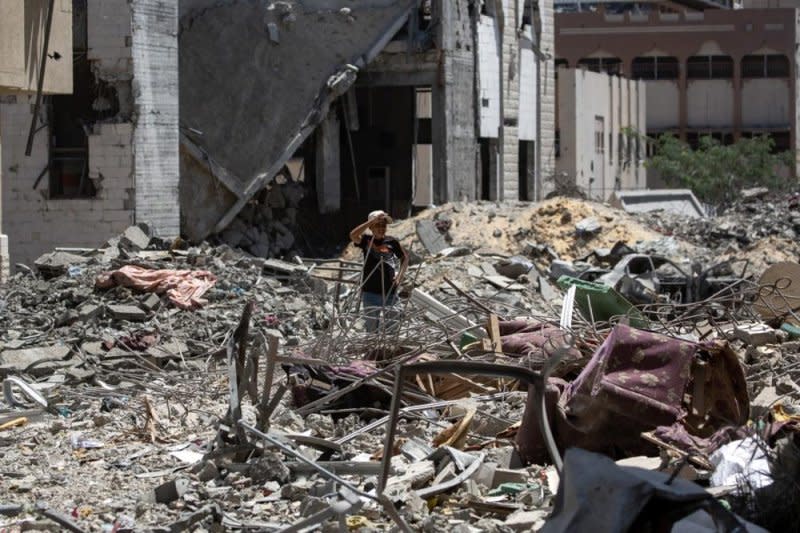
[368,210,393,223]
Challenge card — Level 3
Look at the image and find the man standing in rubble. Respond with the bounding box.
[350,210,408,333]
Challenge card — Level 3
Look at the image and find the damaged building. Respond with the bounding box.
[0,0,556,277]
[179,0,557,256]
[0,0,179,279]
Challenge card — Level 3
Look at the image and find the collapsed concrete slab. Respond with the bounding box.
[608,189,706,218]
[179,0,416,241]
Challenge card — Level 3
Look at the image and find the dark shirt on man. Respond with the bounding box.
[356,234,406,298]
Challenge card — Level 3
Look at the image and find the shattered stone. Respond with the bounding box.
[119,225,152,251]
[0,345,71,377]
[494,256,534,279]
[77,303,104,321]
[733,323,778,346]
[107,304,148,322]
[776,375,800,396]
[33,251,91,278]
[141,293,161,312]
[504,509,547,531]
[575,217,602,237]
[248,452,291,484]
[150,478,191,504]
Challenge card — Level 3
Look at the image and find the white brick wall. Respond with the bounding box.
[518,33,537,142]
[0,95,135,268]
[0,235,9,283]
[502,0,521,200]
[0,0,181,268]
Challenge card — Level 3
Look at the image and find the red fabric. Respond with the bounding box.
[96,265,217,310]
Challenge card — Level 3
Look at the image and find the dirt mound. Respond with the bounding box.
[345,197,672,263]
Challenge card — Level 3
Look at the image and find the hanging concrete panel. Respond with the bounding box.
[519,35,538,142]
[478,15,501,138]
[742,79,790,128]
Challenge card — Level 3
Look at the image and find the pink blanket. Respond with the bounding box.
[96,265,217,310]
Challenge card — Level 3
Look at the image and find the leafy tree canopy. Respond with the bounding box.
[644,133,793,206]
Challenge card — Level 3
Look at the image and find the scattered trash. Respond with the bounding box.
[710,437,773,491]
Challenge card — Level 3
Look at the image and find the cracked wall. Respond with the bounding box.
[0,0,178,269]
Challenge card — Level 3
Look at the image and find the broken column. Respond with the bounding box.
[131,0,180,238]
[431,0,479,203]
[315,109,341,213]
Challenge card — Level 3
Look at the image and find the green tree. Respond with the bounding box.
[645,133,793,206]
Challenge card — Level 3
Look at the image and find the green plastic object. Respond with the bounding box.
[781,322,800,339]
[460,331,480,349]
[557,276,648,328]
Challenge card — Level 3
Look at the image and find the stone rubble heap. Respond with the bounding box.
[1,196,799,532]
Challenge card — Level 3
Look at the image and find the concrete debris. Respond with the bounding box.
[107,304,148,322]
[119,225,152,252]
[575,217,602,237]
[1,197,800,532]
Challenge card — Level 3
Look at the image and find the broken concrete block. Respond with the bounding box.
[119,225,151,251]
[733,323,777,346]
[750,385,780,418]
[0,345,71,378]
[493,467,528,486]
[741,187,769,202]
[141,294,161,312]
[776,375,800,396]
[504,509,547,531]
[494,256,534,279]
[152,477,191,504]
[34,251,91,278]
[108,305,148,322]
[193,461,219,483]
[77,303,104,321]
[549,259,577,280]
[538,277,560,301]
[575,217,602,237]
[416,220,448,255]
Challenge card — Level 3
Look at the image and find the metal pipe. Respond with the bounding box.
[377,361,562,493]
[26,0,56,157]
[238,421,379,502]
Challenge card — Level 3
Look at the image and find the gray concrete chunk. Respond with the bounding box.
[0,345,72,377]
[108,305,149,322]
[120,225,152,251]
[416,220,448,255]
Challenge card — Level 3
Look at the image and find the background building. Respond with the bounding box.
[555,6,799,182]
[556,68,646,199]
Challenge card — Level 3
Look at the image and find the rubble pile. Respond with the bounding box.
[218,178,306,259]
[639,192,800,274]
[2,197,800,532]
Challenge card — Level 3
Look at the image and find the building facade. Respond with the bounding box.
[2,0,557,277]
[0,0,179,276]
[556,68,646,199]
[555,7,799,179]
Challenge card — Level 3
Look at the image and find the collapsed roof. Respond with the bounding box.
[179,0,417,240]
